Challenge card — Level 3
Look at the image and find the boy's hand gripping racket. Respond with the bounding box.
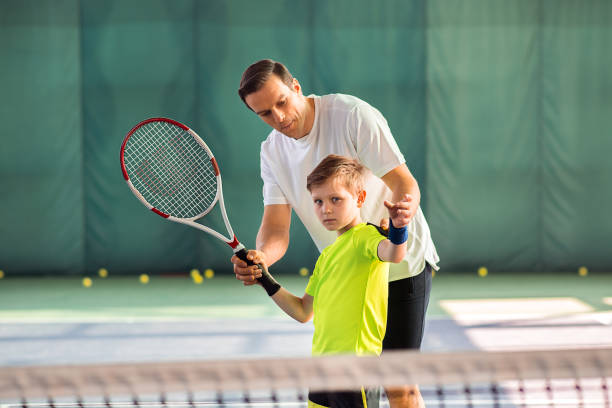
[120,117,280,295]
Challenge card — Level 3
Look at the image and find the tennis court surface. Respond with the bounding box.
[1,271,611,407]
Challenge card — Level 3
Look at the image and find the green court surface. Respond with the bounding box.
[0,271,610,322]
[1,270,611,405]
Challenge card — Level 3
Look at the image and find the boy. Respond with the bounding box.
[247,154,411,408]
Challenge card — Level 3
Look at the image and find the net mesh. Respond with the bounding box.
[2,348,611,408]
[123,120,218,219]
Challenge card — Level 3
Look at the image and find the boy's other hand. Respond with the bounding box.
[378,218,390,231]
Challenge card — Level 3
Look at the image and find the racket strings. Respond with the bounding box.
[139,122,217,212]
[135,126,207,198]
[130,125,199,201]
[124,121,218,218]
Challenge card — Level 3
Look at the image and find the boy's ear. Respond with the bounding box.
[357,190,366,208]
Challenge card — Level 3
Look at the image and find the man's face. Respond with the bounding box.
[244,75,311,139]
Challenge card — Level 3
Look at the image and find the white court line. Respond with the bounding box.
[0,305,276,323]
[439,297,593,325]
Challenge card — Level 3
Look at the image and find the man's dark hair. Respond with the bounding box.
[238,59,294,110]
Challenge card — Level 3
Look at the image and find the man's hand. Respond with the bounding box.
[231,249,265,286]
[384,193,414,229]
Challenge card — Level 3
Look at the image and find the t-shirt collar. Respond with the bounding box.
[293,95,320,146]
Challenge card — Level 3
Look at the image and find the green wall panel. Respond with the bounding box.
[81,0,199,274]
[0,0,84,274]
[540,0,612,270]
[0,0,610,275]
[426,0,540,271]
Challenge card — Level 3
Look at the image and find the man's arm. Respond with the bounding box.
[231,204,291,284]
[256,204,292,265]
[381,164,421,222]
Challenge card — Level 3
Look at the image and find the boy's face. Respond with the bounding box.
[310,177,366,235]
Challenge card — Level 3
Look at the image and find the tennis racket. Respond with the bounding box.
[119,117,279,295]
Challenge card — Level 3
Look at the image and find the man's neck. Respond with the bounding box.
[298,96,316,138]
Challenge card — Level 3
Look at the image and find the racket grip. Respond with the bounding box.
[235,248,281,296]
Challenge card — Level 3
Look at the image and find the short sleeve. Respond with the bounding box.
[305,254,323,297]
[349,103,406,178]
[260,140,289,205]
[353,225,387,262]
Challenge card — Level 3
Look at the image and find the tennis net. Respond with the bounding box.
[1,347,611,407]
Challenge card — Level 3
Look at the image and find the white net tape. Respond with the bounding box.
[2,348,611,407]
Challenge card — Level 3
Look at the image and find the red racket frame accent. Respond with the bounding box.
[211,157,220,177]
[228,235,240,249]
[151,208,170,218]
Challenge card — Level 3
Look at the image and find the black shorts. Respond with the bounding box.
[383,263,433,350]
[308,387,379,408]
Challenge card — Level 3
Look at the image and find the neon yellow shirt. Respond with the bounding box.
[305,223,388,356]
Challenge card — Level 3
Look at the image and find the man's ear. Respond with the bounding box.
[292,77,302,94]
[357,190,366,208]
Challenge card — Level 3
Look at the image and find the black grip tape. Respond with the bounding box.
[235,248,281,296]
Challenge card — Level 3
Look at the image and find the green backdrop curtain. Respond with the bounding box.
[0,0,610,275]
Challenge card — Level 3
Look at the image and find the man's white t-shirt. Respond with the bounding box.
[260,94,439,280]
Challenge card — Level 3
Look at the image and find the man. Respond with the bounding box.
[231,59,439,408]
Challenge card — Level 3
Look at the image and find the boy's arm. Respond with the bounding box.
[377,238,407,263]
[271,289,314,323]
[243,251,314,323]
[377,194,411,263]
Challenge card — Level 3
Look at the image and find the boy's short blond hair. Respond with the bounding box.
[306,155,367,194]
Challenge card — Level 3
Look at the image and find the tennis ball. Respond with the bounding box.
[139,274,150,284]
[578,266,588,277]
[82,277,92,287]
[98,268,108,278]
[299,267,309,276]
[190,269,201,279]
[477,267,488,277]
[193,274,204,284]
[431,269,436,278]
[0,270,4,279]
[204,269,214,279]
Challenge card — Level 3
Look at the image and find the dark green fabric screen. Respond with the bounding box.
[0,0,610,275]
[427,0,612,271]
[0,2,85,273]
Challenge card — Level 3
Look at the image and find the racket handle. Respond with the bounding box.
[235,248,281,296]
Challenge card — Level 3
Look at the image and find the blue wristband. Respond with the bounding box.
[388,218,408,245]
